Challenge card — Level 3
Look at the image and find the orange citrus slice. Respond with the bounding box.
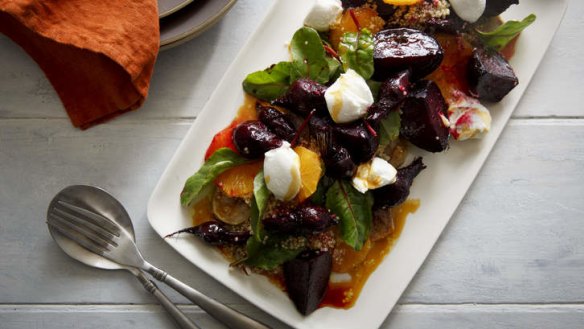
[294,146,323,202]
[215,161,263,199]
[382,0,422,5]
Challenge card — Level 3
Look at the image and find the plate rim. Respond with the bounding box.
[159,0,238,50]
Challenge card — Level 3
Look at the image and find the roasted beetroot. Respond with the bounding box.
[373,28,444,80]
[263,204,338,235]
[468,47,519,102]
[283,250,332,315]
[373,157,426,208]
[483,0,519,17]
[399,80,450,153]
[334,122,379,164]
[233,120,283,158]
[366,70,412,128]
[273,78,328,115]
[257,104,296,142]
[324,145,357,179]
[165,221,250,246]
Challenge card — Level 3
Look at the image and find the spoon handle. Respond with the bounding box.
[134,270,201,329]
[146,264,270,329]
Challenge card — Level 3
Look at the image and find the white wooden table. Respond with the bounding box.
[1,1,583,328]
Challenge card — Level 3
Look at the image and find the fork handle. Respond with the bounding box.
[146,265,270,329]
[134,270,201,329]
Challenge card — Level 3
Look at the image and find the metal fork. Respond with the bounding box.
[47,199,270,329]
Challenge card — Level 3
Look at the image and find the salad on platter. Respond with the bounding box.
[166,0,534,316]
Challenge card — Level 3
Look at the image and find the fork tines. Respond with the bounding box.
[47,200,121,254]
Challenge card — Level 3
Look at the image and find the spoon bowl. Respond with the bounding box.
[48,185,135,270]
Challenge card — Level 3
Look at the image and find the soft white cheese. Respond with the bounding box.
[304,0,343,32]
[325,69,374,124]
[352,157,397,194]
[263,142,301,201]
[449,0,486,23]
[448,98,492,141]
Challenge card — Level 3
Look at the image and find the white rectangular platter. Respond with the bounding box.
[148,1,568,328]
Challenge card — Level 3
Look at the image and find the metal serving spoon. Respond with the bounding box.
[46,185,269,329]
[47,185,199,329]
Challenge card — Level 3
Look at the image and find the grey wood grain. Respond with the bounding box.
[1,304,584,329]
[0,120,582,308]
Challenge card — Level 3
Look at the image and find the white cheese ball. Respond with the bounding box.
[325,69,374,124]
[263,142,301,201]
[304,0,343,32]
[449,0,486,23]
[352,157,398,194]
[448,99,492,141]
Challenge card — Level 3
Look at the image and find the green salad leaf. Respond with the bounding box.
[379,111,401,148]
[242,61,292,101]
[180,148,248,206]
[245,236,303,270]
[338,29,374,80]
[476,14,536,51]
[289,27,331,84]
[250,170,270,242]
[325,180,374,250]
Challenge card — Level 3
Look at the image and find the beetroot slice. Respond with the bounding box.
[468,47,519,103]
[399,80,449,153]
[284,250,332,315]
[373,28,443,80]
[373,157,426,208]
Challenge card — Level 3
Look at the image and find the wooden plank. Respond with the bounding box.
[0,119,582,308]
[1,304,584,329]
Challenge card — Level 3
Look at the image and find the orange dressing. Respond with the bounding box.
[320,199,420,309]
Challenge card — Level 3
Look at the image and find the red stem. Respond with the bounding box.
[364,120,377,138]
[291,109,317,147]
[349,9,361,31]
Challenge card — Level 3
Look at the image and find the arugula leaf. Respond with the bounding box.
[242,61,292,101]
[250,170,270,242]
[338,29,375,80]
[325,180,374,250]
[476,14,536,51]
[289,27,330,84]
[379,111,401,148]
[245,237,303,270]
[180,148,248,206]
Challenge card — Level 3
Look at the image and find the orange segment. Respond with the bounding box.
[215,161,263,199]
[382,0,422,5]
[329,7,385,49]
[294,146,323,202]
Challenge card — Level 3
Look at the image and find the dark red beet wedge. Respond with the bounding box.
[263,205,338,235]
[373,28,443,80]
[323,145,357,179]
[257,104,296,142]
[334,122,379,164]
[273,78,328,116]
[468,47,519,103]
[284,250,333,315]
[233,120,283,158]
[373,157,426,208]
[165,221,250,246]
[366,69,412,128]
[399,80,450,153]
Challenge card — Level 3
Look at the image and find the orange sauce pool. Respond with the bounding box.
[320,199,420,309]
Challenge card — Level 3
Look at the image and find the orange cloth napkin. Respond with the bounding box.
[0,0,160,128]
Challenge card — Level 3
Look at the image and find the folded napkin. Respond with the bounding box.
[0,0,160,128]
